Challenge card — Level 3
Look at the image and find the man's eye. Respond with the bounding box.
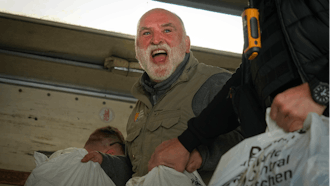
[143,32,150,35]
[164,29,171,33]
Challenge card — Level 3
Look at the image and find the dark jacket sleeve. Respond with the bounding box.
[178,65,242,153]
[189,70,244,171]
[100,153,133,186]
[196,127,244,171]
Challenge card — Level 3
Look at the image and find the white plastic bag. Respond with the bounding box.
[25,148,116,186]
[126,165,206,186]
[209,109,329,186]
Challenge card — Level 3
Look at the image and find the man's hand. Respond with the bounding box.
[148,138,190,173]
[270,82,326,132]
[81,151,103,165]
[185,149,202,173]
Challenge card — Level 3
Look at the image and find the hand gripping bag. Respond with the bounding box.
[209,108,329,186]
[25,148,116,186]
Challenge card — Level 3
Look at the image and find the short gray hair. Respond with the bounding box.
[135,8,187,39]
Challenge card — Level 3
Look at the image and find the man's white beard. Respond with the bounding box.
[136,41,186,82]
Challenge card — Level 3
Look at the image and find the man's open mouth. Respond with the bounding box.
[151,49,167,63]
[151,49,168,57]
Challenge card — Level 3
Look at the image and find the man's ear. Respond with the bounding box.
[185,36,191,53]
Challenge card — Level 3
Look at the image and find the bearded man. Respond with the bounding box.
[82,8,244,185]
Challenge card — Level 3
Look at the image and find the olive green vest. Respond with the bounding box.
[126,53,228,177]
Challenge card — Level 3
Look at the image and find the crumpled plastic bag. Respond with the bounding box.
[25,148,116,186]
[126,165,205,186]
[209,108,329,186]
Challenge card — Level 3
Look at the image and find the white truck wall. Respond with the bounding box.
[0,83,134,173]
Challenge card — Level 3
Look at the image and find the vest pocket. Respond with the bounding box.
[126,127,141,142]
[146,110,181,132]
[126,127,141,173]
[146,120,162,132]
[161,116,180,129]
[146,111,185,144]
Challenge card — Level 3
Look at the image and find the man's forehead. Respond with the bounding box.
[138,9,181,28]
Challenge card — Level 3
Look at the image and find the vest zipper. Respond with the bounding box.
[152,94,157,105]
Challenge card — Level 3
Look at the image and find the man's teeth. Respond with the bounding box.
[152,50,167,56]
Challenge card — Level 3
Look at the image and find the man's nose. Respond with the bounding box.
[151,33,163,45]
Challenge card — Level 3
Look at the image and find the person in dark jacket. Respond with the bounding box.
[148,0,329,174]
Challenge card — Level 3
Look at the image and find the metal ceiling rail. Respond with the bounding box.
[0,48,144,74]
[0,48,104,70]
[0,75,138,103]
